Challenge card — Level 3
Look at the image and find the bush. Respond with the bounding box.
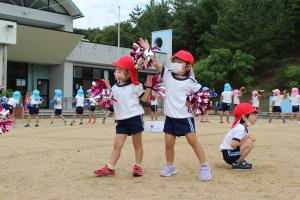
[276,65,300,88]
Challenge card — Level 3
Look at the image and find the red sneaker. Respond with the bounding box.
[94,165,115,177]
[132,165,143,177]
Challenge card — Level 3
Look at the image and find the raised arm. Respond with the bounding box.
[138,38,163,74]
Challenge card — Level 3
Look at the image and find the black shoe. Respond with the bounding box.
[35,124,40,127]
[24,124,30,127]
[70,123,73,126]
[232,161,252,170]
[241,160,252,168]
[79,122,83,125]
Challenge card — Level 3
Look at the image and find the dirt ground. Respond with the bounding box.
[1,115,300,200]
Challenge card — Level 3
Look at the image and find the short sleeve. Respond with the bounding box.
[191,82,201,93]
[134,84,144,97]
[232,125,246,141]
[161,66,171,83]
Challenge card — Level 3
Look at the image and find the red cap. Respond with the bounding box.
[172,50,195,64]
[232,103,257,128]
[112,56,139,85]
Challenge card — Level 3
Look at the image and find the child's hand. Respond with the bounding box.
[104,80,111,89]
[138,38,150,49]
[144,76,152,88]
[247,135,256,142]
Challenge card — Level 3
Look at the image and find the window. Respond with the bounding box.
[0,0,68,15]
[93,68,102,79]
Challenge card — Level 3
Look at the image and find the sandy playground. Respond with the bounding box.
[1,115,300,200]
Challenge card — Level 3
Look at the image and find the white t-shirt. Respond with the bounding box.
[29,98,41,105]
[290,95,300,106]
[89,97,96,106]
[252,96,259,108]
[7,98,19,108]
[272,96,283,106]
[220,124,248,150]
[54,98,62,109]
[221,91,233,104]
[150,98,158,106]
[112,83,144,120]
[233,96,240,105]
[162,68,201,118]
[76,96,84,107]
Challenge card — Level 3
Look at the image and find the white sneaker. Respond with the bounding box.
[199,165,212,181]
[160,165,177,177]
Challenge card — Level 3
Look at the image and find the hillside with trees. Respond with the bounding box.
[75,0,300,93]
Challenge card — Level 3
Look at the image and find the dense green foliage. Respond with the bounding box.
[74,0,300,90]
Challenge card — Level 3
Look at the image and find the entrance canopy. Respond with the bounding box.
[7,24,83,64]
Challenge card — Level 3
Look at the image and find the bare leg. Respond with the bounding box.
[185,133,207,165]
[26,115,32,124]
[281,113,286,123]
[132,133,143,165]
[165,134,176,165]
[220,111,224,123]
[269,112,275,123]
[226,111,230,123]
[35,115,39,126]
[60,115,67,124]
[71,112,76,125]
[51,112,55,124]
[109,134,127,166]
[237,137,254,162]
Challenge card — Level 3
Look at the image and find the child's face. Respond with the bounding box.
[115,68,130,82]
[247,113,258,125]
[172,57,191,75]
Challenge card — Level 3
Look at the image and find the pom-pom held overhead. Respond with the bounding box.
[130,38,159,70]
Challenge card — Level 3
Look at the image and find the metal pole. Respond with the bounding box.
[117,6,120,59]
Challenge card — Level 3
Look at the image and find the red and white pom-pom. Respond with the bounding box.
[0,106,13,134]
[186,89,210,116]
[130,42,159,70]
[149,74,165,98]
[99,88,117,108]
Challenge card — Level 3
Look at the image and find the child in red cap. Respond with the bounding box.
[94,56,152,177]
[147,45,211,180]
[219,103,257,170]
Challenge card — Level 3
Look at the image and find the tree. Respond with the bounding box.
[194,48,255,92]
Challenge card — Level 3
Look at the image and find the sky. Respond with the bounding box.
[72,0,149,29]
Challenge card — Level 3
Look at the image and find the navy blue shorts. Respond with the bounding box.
[222,148,241,165]
[272,106,282,113]
[108,105,114,112]
[54,109,62,116]
[151,105,158,112]
[4,104,14,114]
[163,116,196,137]
[29,105,39,115]
[292,105,299,113]
[221,103,231,111]
[116,115,144,136]
[76,106,84,115]
[89,105,96,112]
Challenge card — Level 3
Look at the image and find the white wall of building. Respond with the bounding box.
[66,42,168,68]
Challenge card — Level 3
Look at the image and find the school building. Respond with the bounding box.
[0,0,171,109]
